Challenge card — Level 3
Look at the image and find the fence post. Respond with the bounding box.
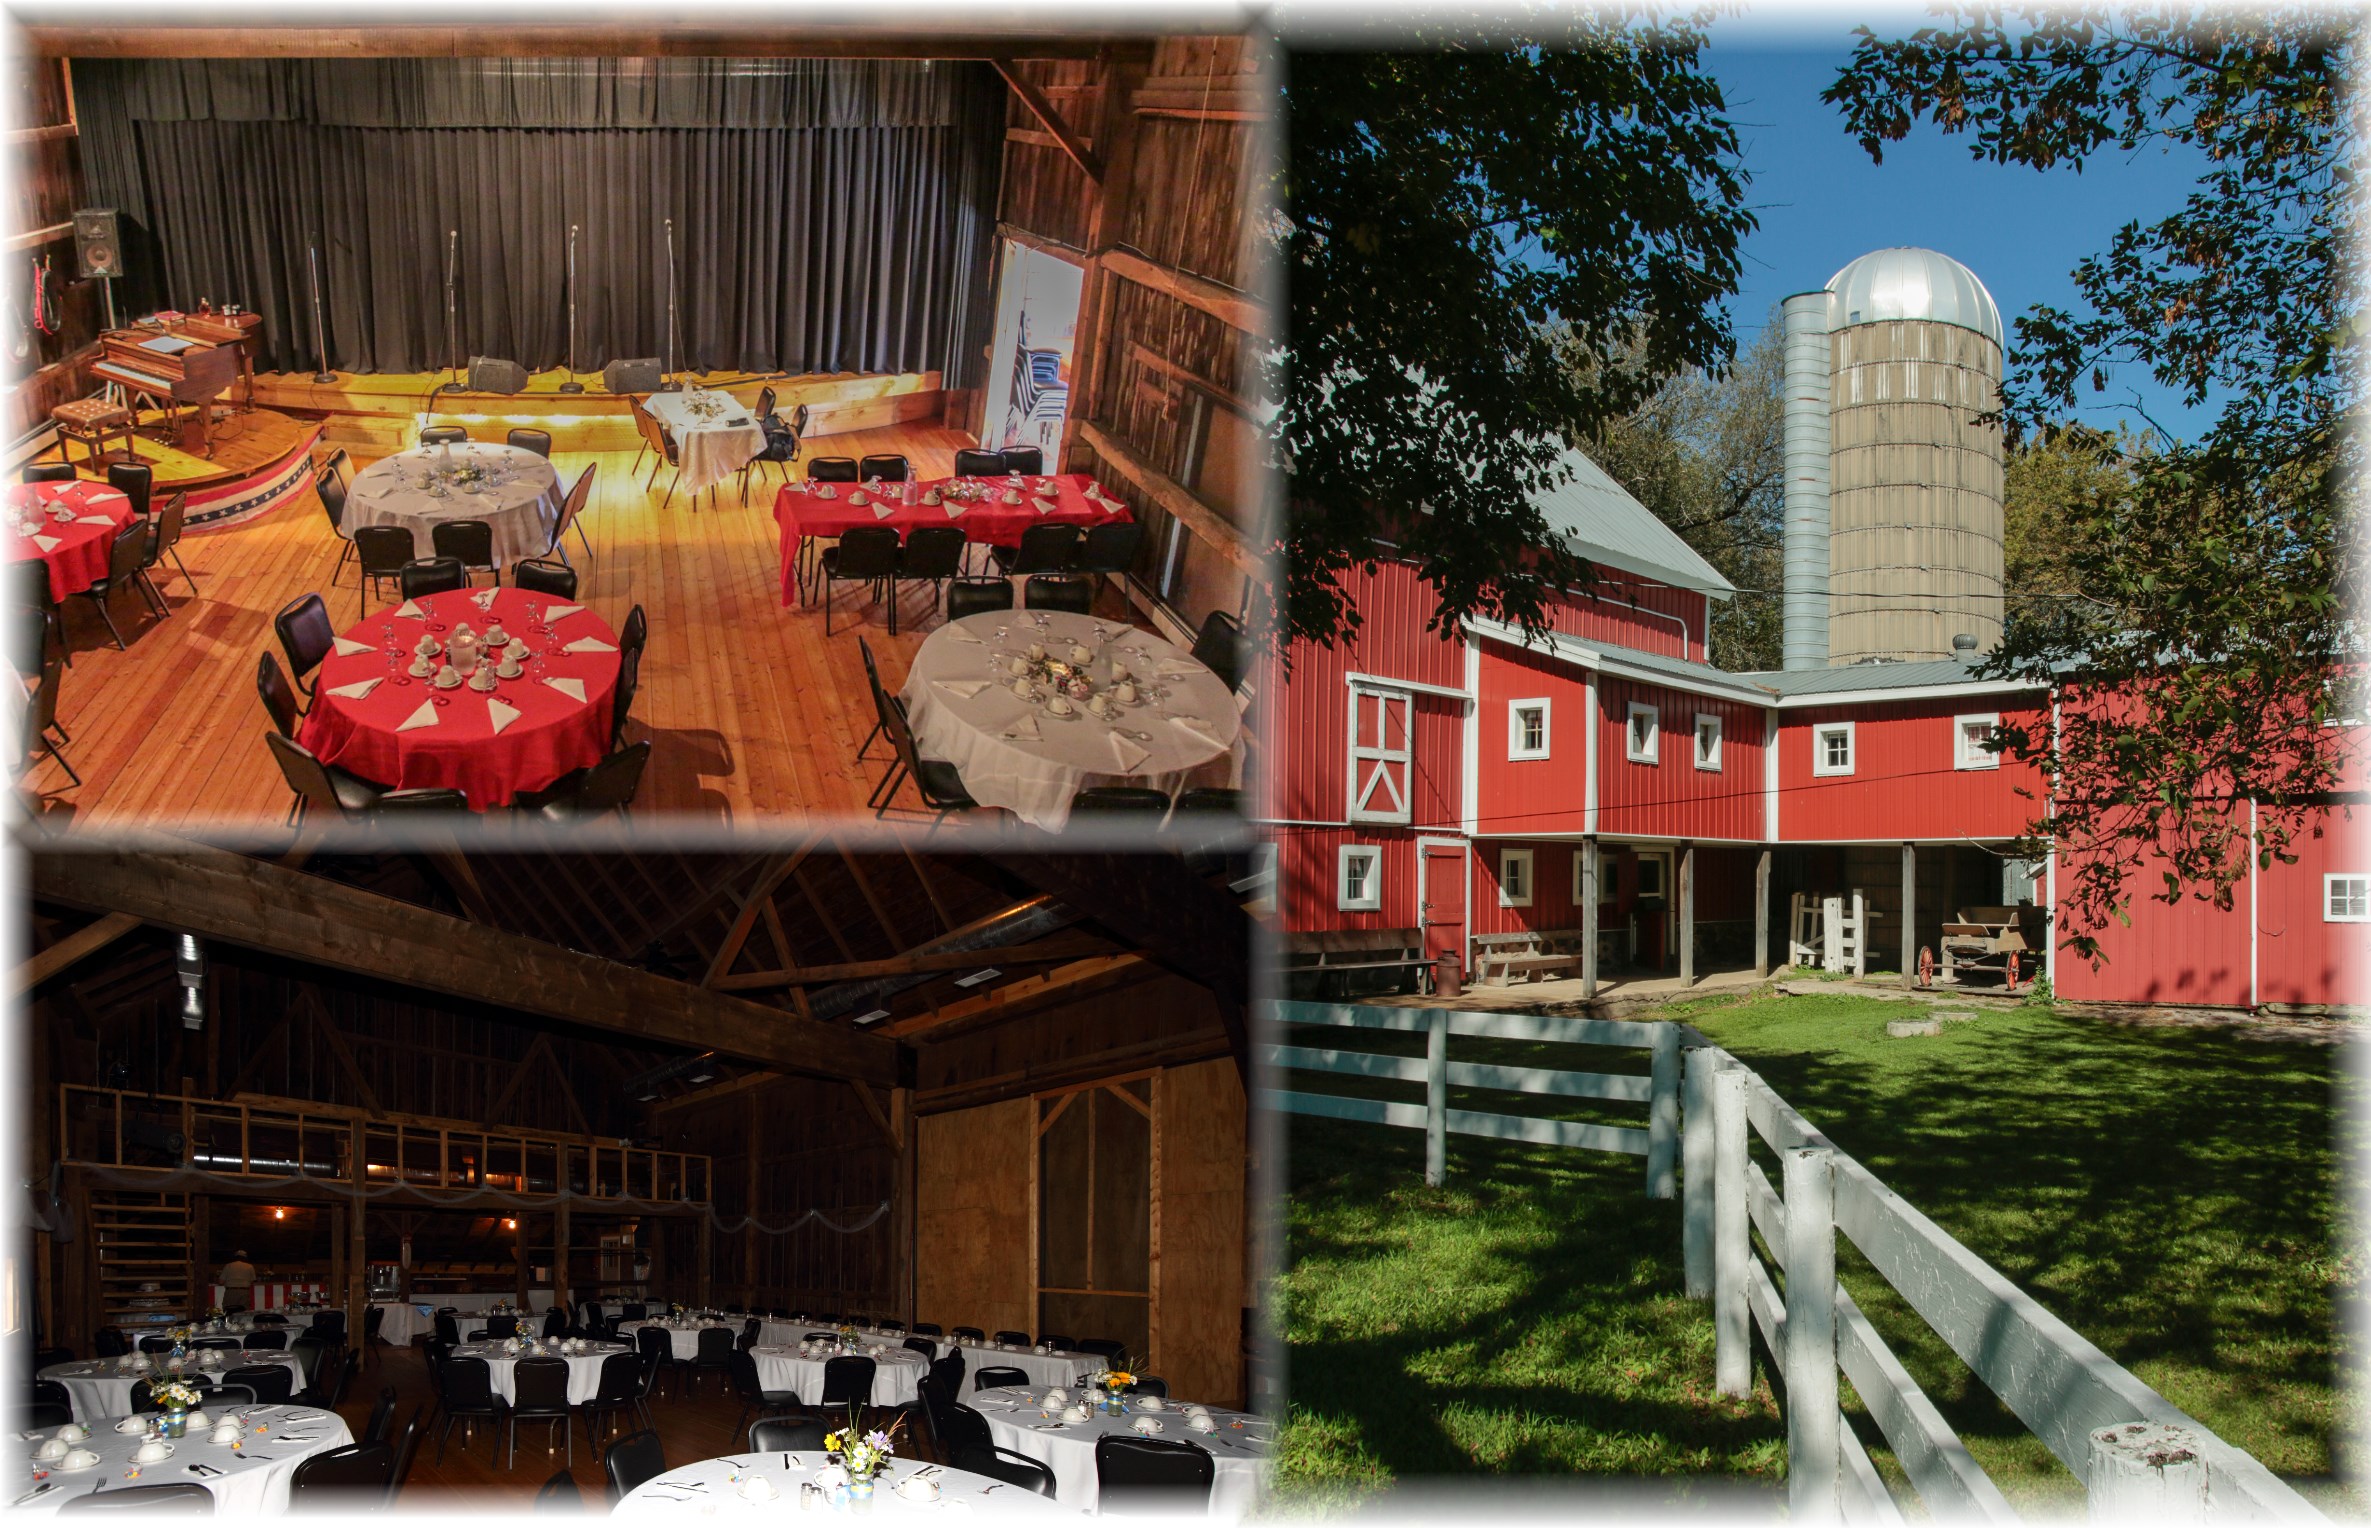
[2086,1422,2211,1523]
[1783,1145,1839,1521]
[1646,1022,1678,1200]
[1681,1046,1714,1297]
[1424,1006,1448,1188]
[1712,1064,1750,1397]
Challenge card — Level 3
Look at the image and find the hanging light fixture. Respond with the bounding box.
[175,935,205,1031]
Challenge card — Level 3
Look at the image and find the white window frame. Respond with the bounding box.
[2325,874,2370,923]
[1954,712,2002,771]
[1498,847,1534,907]
[1634,850,1668,901]
[1508,697,1551,761]
[1812,721,1856,777]
[1693,712,1723,772]
[1626,702,1660,764]
[1347,683,1413,825]
[1337,845,1383,912]
[1573,849,1620,903]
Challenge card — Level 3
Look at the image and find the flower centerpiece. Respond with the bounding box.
[1086,1357,1140,1411]
[684,392,726,422]
[835,1322,858,1353]
[151,1378,204,1437]
[668,1302,686,1321]
[203,1304,225,1325]
[822,1406,903,1501]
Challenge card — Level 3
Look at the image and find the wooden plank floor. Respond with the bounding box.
[28,419,1136,828]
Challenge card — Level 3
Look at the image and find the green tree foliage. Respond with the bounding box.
[1999,425,2139,638]
[1274,30,1756,652]
[1827,5,2353,949]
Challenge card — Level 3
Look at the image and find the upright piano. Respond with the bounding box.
[92,318,249,458]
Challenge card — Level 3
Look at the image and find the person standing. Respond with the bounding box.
[219,1250,258,1315]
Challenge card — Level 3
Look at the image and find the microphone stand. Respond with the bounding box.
[437,228,463,393]
[659,216,682,392]
[558,223,584,393]
[307,238,335,384]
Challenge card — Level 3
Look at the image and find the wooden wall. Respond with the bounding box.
[1154,1058,1246,1407]
[5,57,103,442]
[914,1096,1036,1337]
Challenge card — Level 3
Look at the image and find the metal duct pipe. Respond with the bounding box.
[1780,290,1834,671]
[808,895,1085,1023]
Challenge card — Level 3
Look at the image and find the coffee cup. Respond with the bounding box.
[1131,1416,1164,1435]
[897,1477,940,1502]
[55,1424,90,1443]
[35,1437,67,1460]
[739,1475,780,1502]
[1138,1396,1163,1412]
[1068,645,1092,664]
[1048,695,1073,717]
[113,1417,146,1434]
[469,667,497,692]
[63,1448,102,1470]
[210,1423,243,1445]
[1064,1403,1092,1423]
[1115,681,1138,704]
[133,1440,173,1464]
[1187,1413,1219,1433]
[183,1411,209,1429]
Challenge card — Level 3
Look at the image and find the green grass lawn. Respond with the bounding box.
[1273,990,2355,1514]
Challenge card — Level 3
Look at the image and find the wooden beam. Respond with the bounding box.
[32,843,903,1087]
[702,847,816,987]
[991,57,1103,182]
[901,847,955,935]
[647,1070,783,1115]
[293,990,384,1115]
[23,26,1122,59]
[841,854,906,952]
[849,1081,899,1149]
[707,934,1117,990]
[1099,246,1264,337]
[880,953,1150,1040]
[4,222,73,253]
[481,1032,556,1128]
[11,912,141,998]
[1076,420,1261,578]
[792,865,859,963]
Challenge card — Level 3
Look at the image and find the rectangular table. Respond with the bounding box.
[646,389,765,497]
[771,471,1131,607]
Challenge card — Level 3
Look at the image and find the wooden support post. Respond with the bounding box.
[1678,842,1696,988]
[347,1119,367,1331]
[1711,1065,1751,1398]
[1424,1008,1448,1188]
[187,1193,209,1321]
[743,1092,761,1307]
[1782,1146,1839,1520]
[2086,1422,2211,1523]
[1901,842,1917,990]
[892,1086,917,1325]
[1579,838,1600,1000]
[553,1193,571,1310]
[695,1215,713,1310]
[1645,1022,1678,1200]
[1681,1048,1714,1297]
[1754,848,1772,979]
[514,1213,529,1308]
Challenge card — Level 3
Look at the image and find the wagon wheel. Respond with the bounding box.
[2003,951,2021,993]
[1916,946,1936,989]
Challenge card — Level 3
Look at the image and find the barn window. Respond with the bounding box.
[1693,713,1723,771]
[1498,848,1534,907]
[1812,722,1856,777]
[1954,713,2002,770]
[1626,703,1660,763]
[1574,849,1618,901]
[1347,683,1413,825]
[1338,846,1382,912]
[1508,698,1551,760]
[2326,875,2370,923]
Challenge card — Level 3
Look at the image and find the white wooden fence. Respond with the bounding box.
[1686,1044,2329,1523]
[1259,999,1682,1194]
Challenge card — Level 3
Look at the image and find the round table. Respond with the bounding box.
[610,1451,1070,1517]
[14,1404,352,1514]
[616,1320,739,1362]
[452,1340,631,1404]
[934,1340,1097,1394]
[347,442,562,566]
[644,390,765,498]
[751,1344,929,1408]
[4,481,135,601]
[294,586,620,808]
[39,1354,308,1425]
[970,1385,1270,1517]
[899,610,1239,830]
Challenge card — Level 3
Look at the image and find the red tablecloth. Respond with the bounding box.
[5,481,136,600]
[771,471,1131,607]
[295,586,620,808]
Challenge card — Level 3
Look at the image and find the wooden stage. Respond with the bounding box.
[21,417,1155,828]
[33,405,325,527]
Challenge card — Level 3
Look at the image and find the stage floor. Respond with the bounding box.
[39,405,316,494]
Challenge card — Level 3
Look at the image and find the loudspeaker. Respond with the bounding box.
[603,357,664,395]
[72,208,121,280]
[466,355,528,394]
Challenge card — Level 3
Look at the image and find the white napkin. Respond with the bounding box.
[947,626,985,644]
[1034,498,1057,515]
[352,479,390,501]
[1156,660,1202,679]
[75,514,115,526]
[873,504,897,520]
[932,679,989,700]
[542,676,587,704]
[31,535,57,552]
[471,589,498,610]
[487,698,521,735]
[332,636,374,656]
[1109,733,1151,773]
[944,502,966,519]
[395,599,427,619]
[395,701,439,732]
[561,637,617,654]
[325,678,381,700]
[542,603,584,621]
[1170,715,1227,750]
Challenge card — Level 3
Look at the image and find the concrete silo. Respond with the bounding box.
[1780,248,2007,668]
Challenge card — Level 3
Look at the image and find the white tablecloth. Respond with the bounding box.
[12,1404,353,1515]
[750,1345,929,1408]
[41,1355,308,1425]
[616,1320,739,1362]
[901,611,1240,831]
[452,1340,632,1404]
[610,1452,1072,1517]
[370,1302,437,1344]
[938,1342,1098,1393]
[645,390,765,497]
[349,443,563,565]
[971,1386,1269,1518]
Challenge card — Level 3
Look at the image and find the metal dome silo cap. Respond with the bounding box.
[1824,247,2003,346]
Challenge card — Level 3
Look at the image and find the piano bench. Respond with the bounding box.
[52,400,137,470]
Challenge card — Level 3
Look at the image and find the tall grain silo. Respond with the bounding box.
[1779,248,2007,667]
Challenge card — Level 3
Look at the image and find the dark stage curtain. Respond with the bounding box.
[74,58,1003,384]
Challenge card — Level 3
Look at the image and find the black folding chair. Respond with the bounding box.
[823,526,901,636]
[896,525,967,625]
[506,427,553,457]
[512,558,577,600]
[601,1429,666,1504]
[999,446,1044,475]
[858,454,910,482]
[399,557,468,599]
[945,577,1014,624]
[511,742,652,820]
[71,520,165,649]
[419,425,468,446]
[431,520,498,586]
[1024,575,1094,615]
[1193,609,1246,692]
[434,1355,508,1465]
[353,525,417,615]
[952,447,1004,477]
[1094,1434,1216,1511]
[508,1356,574,1469]
[990,522,1081,578]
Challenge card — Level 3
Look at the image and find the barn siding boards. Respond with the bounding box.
[915,969,1234,1115]
[31,844,903,1086]
[1154,1057,1247,1407]
[916,1095,1037,1336]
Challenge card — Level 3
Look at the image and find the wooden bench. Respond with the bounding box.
[1473,928,1588,985]
[1280,928,1431,997]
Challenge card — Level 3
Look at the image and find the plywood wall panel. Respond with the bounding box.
[915,1095,1035,1336]
[1154,1058,1246,1407]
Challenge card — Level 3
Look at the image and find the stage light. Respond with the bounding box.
[273,1207,285,1220]
[503,1218,517,1230]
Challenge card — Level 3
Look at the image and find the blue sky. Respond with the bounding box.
[1702,21,2218,440]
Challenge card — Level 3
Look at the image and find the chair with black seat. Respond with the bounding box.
[951,448,1004,478]
[855,634,898,764]
[807,456,860,483]
[619,1303,648,1323]
[105,462,153,519]
[738,389,803,502]
[508,1356,574,1469]
[1071,519,1144,580]
[375,785,470,817]
[1024,574,1094,615]
[362,1305,386,1366]
[138,1336,175,1354]
[542,1308,568,1340]
[311,1309,347,1345]
[896,525,966,625]
[18,558,66,673]
[1036,1334,1077,1352]
[955,1442,1058,1496]
[989,522,1081,578]
[820,1355,876,1418]
[352,525,417,615]
[999,446,1044,475]
[273,591,336,702]
[431,520,498,587]
[1070,786,1171,819]
[24,649,78,788]
[632,1326,678,1401]
[265,732,386,824]
[610,643,642,753]
[363,1385,399,1445]
[30,1378,69,1412]
[506,428,552,458]
[287,1439,395,1505]
[747,1416,827,1452]
[317,460,356,582]
[726,1351,801,1441]
[192,1336,242,1351]
[1172,787,1241,817]
[542,461,597,566]
[510,741,651,821]
[578,1351,641,1451]
[1192,609,1246,692]
[574,1303,605,1340]
[858,454,910,482]
[485,1315,519,1340]
[93,1327,128,1359]
[72,520,165,649]
[243,1329,289,1350]
[872,696,978,826]
[948,1326,985,1344]
[20,462,76,485]
[739,1318,761,1352]
[901,1337,937,1359]
[1096,1434,1216,1511]
[303,1344,349,1407]
[822,525,901,636]
[687,1324,736,1397]
[56,1483,214,1513]
[535,1469,581,1514]
[1077,1338,1129,1362]
[513,558,576,600]
[1125,1377,1169,1397]
[25,1401,70,1430]
[435,1355,508,1464]
[910,1322,943,1339]
[935,570,1006,625]
[939,1402,995,1461]
[420,425,467,446]
[603,1429,666,1504]
[433,1313,462,1347]
[226,1363,295,1404]
[399,556,467,600]
[383,1404,424,1505]
[971,1366,1029,1394]
[992,1331,1031,1347]
[152,492,195,593]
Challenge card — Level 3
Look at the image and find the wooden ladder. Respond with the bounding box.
[92,1191,192,1339]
